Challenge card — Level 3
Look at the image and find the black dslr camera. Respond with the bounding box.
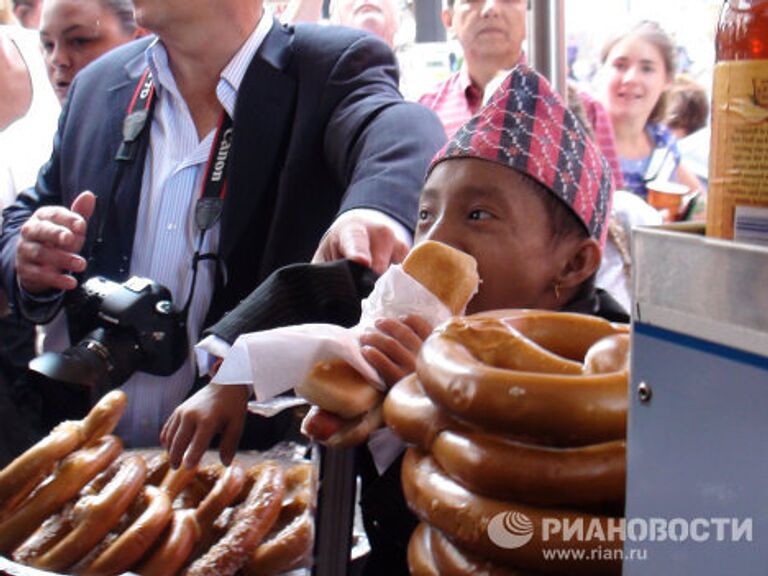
[29,276,188,393]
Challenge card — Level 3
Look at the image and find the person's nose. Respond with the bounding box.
[419,217,463,252]
[480,0,499,17]
[621,65,638,84]
[49,43,70,70]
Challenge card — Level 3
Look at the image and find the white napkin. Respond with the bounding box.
[211,264,455,402]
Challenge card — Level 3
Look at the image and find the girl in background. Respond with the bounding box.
[600,20,700,198]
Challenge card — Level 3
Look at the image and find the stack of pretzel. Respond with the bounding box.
[0,390,316,576]
[383,310,631,575]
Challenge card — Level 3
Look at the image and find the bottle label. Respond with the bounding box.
[708,59,768,241]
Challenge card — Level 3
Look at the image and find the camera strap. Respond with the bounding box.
[85,69,157,275]
[91,69,233,321]
[184,110,234,318]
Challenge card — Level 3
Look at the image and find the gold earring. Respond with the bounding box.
[554,282,561,300]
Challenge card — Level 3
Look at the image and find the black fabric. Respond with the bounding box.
[206,260,378,451]
[562,286,630,324]
[356,448,415,576]
[206,260,378,344]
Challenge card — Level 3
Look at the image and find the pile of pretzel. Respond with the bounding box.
[383,310,631,575]
[0,391,315,576]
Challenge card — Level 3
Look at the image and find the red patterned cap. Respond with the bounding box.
[429,65,614,245]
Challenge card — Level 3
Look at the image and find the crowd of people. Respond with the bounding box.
[0,1,713,574]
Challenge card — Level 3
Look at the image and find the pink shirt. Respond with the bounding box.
[577,90,624,190]
[418,66,482,139]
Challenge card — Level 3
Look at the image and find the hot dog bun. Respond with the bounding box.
[401,240,478,315]
[295,360,384,420]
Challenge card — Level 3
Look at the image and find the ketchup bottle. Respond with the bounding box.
[708,0,768,241]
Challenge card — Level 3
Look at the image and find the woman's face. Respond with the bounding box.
[415,158,573,315]
[40,0,135,102]
[603,35,671,126]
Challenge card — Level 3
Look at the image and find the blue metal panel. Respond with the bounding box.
[624,323,768,574]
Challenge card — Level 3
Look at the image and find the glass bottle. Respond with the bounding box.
[708,0,768,241]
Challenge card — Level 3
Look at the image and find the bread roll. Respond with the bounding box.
[402,240,478,315]
[296,360,384,420]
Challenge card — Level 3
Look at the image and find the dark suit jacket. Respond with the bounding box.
[0,20,446,332]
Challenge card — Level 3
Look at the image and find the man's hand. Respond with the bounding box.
[160,383,251,469]
[360,314,432,388]
[16,191,96,293]
[312,209,411,275]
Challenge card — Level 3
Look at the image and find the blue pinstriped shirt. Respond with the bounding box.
[111,14,274,446]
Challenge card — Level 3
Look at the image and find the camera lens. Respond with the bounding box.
[29,327,143,392]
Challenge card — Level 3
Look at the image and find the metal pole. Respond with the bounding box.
[529,0,567,98]
[414,0,446,43]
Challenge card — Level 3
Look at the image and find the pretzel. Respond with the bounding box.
[31,455,147,572]
[427,524,532,576]
[243,462,315,575]
[140,465,248,576]
[79,390,129,445]
[0,434,122,554]
[431,430,626,509]
[160,464,200,501]
[12,503,75,564]
[382,373,466,450]
[138,509,200,576]
[81,484,173,576]
[184,461,286,576]
[407,522,439,576]
[145,452,171,486]
[401,449,621,574]
[417,313,629,446]
[479,310,629,362]
[0,390,127,518]
[0,422,81,521]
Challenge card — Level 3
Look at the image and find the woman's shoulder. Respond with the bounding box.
[646,122,676,147]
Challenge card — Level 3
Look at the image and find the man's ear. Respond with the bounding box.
[557,237,602,290]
